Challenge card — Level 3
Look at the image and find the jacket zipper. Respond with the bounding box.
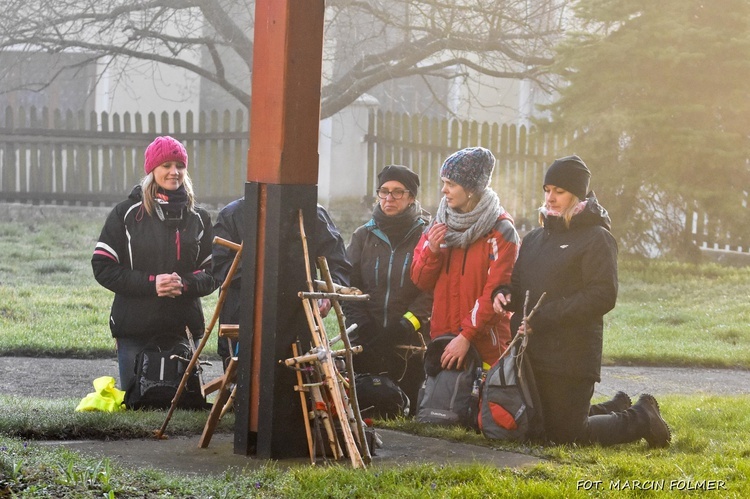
[175,229,181,261]
[374,221,423,329]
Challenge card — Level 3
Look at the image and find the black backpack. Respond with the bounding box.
[416,334,483,430]
[478,338,543,442]
[354,373,410,419]
[125,335,208,410]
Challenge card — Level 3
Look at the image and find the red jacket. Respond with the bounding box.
[411,213,519,365]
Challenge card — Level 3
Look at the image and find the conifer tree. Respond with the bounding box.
[543,0,750,256]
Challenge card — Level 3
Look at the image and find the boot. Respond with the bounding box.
[632,394,671,448]
[590,391,632,415]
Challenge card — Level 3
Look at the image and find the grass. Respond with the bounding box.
[3,210,749,367]
[1,204,749,497]
[1,394,749,497]
[604,259,750,368]
[0,205,219,359]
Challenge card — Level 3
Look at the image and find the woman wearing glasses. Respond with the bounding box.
[345,165,433,416]
[411,147,519,371]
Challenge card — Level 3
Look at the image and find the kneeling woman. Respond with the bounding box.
[411,147,519,370]
[345,165,432,409]
[492,155,671,448]
[92,136,217,391]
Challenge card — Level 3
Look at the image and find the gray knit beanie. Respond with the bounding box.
[439,147,495,193]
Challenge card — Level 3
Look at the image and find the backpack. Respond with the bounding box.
[354,373,410,419]
[478,338,543,442]
[416,334,483,430]
[125,335,208,410]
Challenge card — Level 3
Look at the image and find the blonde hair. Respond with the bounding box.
[140,171,196,216]
[538,193,581,229]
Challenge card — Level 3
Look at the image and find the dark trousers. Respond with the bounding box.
[534,371,644,446]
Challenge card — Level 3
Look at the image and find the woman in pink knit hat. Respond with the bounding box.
[92,136,217,407]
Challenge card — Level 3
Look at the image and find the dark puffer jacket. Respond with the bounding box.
[345,215,432,346]
[92,185,216,339]
[496,194,618,381]
[212,200,351,327]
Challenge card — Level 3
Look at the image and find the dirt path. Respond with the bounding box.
[1,356,747,400]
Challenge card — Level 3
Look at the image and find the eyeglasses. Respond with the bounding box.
[376,188,410,200]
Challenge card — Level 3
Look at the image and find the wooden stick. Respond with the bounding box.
[219,384,238,420]
[292,342,315,463]
[299,210,315,294]
[302,297,362,466]
[525,292,546,323]
[198,357,237,448]
[283,345,362,366]
[313,279,364,295]
[517,291,546,374]
[299,210,364,468]
[154,239,244,439]
[305,363,341,460]
[319,256,371,465]
[495,292,548,363]
[214,235,241,252]
[298,291,370,301]
[329,323,358,345]
[298,213,344,460]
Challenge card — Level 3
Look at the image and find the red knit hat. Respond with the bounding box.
[144,136,188,175]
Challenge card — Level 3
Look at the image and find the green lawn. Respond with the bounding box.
[1,394,749,497]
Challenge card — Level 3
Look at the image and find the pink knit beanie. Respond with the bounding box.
[144,136,188,175]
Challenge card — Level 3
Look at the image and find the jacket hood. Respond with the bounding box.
[128,184,144,201]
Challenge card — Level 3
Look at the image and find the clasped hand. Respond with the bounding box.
[156,272,183,298]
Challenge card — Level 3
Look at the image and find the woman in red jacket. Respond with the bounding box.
[411,147,519,370]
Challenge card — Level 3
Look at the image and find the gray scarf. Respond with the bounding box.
[435,187,504,248]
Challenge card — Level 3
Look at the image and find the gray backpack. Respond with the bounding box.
[478,339,543,442]
[416,335,482,430]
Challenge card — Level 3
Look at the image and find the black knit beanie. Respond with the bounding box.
[543,155,591,200]
[377,165,420,197]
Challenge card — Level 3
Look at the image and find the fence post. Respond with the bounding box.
[318,94,378,207]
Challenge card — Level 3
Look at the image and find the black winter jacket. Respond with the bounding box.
[92,186,216,339]
[496,194,618,381]
[345,213,433,347]
[211,199,351,325]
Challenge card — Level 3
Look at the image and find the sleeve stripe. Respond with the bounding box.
[198,254,212,268]
[94,242,119,263]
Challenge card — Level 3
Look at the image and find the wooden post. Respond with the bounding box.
[233,0,326,459]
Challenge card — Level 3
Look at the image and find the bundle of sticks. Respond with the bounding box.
[280,210,372,468]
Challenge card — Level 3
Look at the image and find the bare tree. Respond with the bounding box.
[0,0,566,118]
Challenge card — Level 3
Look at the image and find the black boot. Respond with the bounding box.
[632,394,671,448]
[590,391,632,416]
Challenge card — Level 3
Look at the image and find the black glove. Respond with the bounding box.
[398,317,417,337]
